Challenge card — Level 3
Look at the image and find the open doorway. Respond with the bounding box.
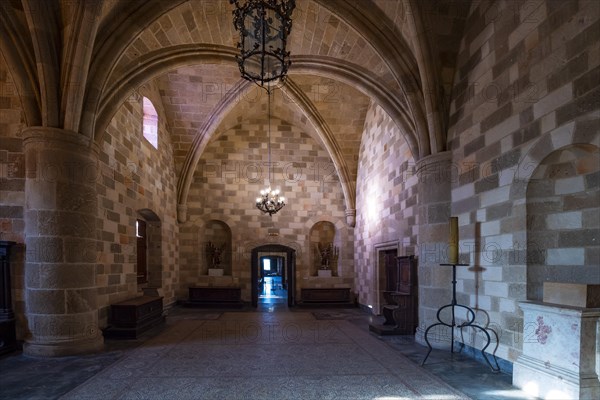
[251,245,296,307]
[258,254,287,305]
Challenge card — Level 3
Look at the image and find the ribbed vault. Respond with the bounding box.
[0,0,472,225]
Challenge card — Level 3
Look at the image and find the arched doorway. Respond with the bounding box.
[251,245,296,307]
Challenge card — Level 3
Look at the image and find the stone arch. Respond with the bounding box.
[84,0,425,142]
[88,45,418,226]
[136,208,162,290]
[93,48,418,157]
[514,122,600,184]
[180,214,236,284]
[525,143,600,300]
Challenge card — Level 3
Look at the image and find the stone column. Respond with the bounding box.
[414,151,454,348]
[23,127,103,356]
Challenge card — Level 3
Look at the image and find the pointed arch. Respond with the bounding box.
[87,45,422,226]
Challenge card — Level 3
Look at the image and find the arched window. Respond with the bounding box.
[142,96,158,149]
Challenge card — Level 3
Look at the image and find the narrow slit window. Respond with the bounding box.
[142,97,158,149]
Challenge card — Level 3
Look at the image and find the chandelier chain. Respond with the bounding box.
[231,0,295,216]
[267,83,271,185]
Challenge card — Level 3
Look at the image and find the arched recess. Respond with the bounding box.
[203,220,232,276]
[526,144,600,300]
[309,221,339,277]
[136,208,162,290]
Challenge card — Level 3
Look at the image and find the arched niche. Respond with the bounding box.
[526,144,600,300]
[136,209,163,290]
[309,221,339,276]
[203,220,232,275]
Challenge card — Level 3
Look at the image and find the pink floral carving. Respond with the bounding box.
[535,316,552,344]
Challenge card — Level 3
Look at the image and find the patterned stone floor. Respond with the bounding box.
[0,306,535,400]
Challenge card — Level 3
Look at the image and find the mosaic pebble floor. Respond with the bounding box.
[0,305,535,400]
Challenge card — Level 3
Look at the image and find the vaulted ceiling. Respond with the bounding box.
[0,0,470,219]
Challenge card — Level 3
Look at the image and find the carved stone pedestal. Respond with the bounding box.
[208,268,224,276]
[513,301,600,399]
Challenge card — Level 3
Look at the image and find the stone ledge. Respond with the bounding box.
[543,282,600,308]
[519,300,600,316]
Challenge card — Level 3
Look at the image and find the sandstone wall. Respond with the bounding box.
[354,103,418,313]
[446,0,599,361]
[97,83,179,325]
[180,117,353,301]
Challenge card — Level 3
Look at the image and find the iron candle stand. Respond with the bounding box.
[421,263,500,372]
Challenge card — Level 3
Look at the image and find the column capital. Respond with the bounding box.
[22,126,94,148]
[177,204,188,223]
[415,150,452,173]
[345,208,356,227]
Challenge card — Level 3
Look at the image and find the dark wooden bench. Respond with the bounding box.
[184,287,243,308]
[369,255,418,335]
[103,296,164,339]
[298,288,354,307]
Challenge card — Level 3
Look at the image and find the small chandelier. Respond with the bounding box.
[231,0,295,216]
[230,0,296,88]
[256,186,285,216]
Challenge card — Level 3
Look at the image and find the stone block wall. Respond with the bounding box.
[0,62,180,336]
[180,117,353,301]
[96,83,179,325]
[355,103,418,311]
[447,0,600,362]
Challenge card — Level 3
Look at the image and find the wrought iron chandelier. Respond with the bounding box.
[230,0,296,88]
[231,0,295,216]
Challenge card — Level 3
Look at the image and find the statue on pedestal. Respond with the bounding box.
[206,241,225,268]
[317,242,339,270]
